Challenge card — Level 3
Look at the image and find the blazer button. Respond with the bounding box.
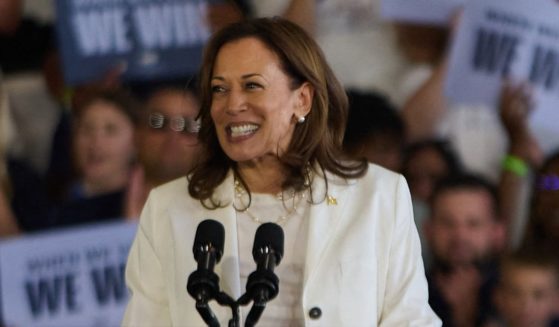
[308,307,322,319]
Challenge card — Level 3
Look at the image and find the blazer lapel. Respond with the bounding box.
[303,172,351,286]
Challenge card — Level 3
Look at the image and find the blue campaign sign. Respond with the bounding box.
[0,221,138,327]
[55,0,214,85]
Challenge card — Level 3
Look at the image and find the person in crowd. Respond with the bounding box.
[402,139,461,265]
[402,58,510,183]
[403,139,461,205]
[425,174,505,326]
[123,17,440,326]
[57,88,139,225]
[0,0,53,75]
[342,89,405,172]
[486,246,559,327]
[400,11,516,183]
[7,88,139,231]
[497,81,545,248]
[1,0,61,176]
[124,84,204,219]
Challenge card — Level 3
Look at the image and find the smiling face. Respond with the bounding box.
[210,37,311,165]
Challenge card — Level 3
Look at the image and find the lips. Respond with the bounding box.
[228,123,259,138]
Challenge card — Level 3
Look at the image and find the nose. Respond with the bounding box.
[225,88,247,114]
[85,128,103,149]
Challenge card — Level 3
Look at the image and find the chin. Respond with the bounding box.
[221,148,258,163]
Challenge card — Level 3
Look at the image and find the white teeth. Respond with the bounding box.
[229,124,259,137]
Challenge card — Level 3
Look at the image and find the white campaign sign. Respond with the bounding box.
[0,221,138,327]
[445,0,559,153]
[381,0,465,25]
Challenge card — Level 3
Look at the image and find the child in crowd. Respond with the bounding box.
[487,247,559,327]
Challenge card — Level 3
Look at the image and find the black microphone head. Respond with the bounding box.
[193,219,225,263]
[252,223,284,264]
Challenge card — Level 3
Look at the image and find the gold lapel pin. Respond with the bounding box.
[327,195,337,205]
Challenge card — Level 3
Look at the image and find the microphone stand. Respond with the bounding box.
[196,287,274,327]
[236,292,266,327]
[189,222,283,326]
[194,298,219,327]
[215,291,240,327]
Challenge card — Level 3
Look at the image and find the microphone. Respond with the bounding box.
[243,223,284,326]
[187,219,225,327]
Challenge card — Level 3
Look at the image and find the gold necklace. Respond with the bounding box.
[233,179,307,226]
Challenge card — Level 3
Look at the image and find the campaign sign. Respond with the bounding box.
[445,0,559,152]
[55,0,213,85]
[0,221,138,327]
[380,0,465,25]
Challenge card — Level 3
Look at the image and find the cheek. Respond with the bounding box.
[269,108,296,136]
[119,135,135,157]
[74,134,89,160]
[210,104,222,123]
[108,131,135,159]
[140,134,161,148]
[432,229,452,247]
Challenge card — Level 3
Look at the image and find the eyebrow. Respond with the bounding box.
[211,73,263,81]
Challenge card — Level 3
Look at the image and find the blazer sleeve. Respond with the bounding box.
[121,193,172,326]
[379,175,441,326]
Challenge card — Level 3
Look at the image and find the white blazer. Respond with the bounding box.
[122,164,441,326]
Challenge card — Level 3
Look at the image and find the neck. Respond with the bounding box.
[236,159,286,194]
[144,172,171,188]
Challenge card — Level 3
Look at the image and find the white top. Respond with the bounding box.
[122,164,441,326]
[236,192,310,325]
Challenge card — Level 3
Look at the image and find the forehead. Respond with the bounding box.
[213,37,282,75]
[80,100,127,120]
[502,264,558,286]
[147,90,199,117]
[432,189,495,218]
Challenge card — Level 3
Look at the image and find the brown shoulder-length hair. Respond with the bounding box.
[189,17,367,207]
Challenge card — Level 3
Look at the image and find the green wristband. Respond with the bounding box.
[502,155,528,177]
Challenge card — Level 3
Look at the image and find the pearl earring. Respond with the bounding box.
[297,116,306,124]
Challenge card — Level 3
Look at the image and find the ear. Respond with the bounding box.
[294,82,314,118]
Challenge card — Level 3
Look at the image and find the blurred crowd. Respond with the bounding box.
[0,0,558,326]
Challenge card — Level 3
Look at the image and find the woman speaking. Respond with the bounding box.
[123,17,440,326]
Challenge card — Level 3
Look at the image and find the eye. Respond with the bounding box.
[211,85,226,93]
[245,82,262,90]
